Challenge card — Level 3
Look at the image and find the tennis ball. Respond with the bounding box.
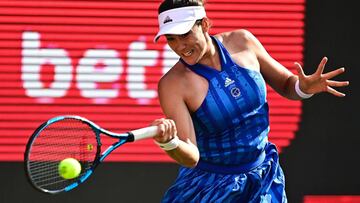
[58,158,82,179]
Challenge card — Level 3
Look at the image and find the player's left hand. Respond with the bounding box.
[295,56,349,97]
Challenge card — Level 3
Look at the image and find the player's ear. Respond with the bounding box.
[201,17,211,33]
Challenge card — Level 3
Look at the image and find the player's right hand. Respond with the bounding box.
[151,118,177,143]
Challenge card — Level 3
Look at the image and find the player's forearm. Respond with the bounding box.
[281,75,311,100]
[280,75,301,100]
[166,140,200,168]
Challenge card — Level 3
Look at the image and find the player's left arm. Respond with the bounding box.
[240,29,349,99]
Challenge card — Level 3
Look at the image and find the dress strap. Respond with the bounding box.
[211,36,236,69]
[179,58,215,81]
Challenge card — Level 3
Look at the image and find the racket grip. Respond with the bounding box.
[130,126,158,141]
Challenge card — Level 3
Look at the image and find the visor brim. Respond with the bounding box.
[153,20,196,43]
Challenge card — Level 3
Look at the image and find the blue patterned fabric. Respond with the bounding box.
[161,36,287,203]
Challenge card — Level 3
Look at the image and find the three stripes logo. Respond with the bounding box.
[224,77,235,87]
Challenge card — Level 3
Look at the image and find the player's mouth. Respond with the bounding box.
[182,49,193,57]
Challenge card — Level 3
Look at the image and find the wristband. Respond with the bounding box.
[154,136,180,151]
[295,80,313,99]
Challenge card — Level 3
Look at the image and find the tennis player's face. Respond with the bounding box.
[165,23,208,65]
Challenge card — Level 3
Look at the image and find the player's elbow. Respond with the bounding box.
[181,151,200,168]
[174,150,199,168]
[181,157,199,168]
[167,141,200,168]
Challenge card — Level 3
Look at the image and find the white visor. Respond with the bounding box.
[154,6,206,42]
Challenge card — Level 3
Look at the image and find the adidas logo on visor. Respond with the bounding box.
[163,16,173,24]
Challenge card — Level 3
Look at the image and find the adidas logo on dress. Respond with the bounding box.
[224,77,235,87]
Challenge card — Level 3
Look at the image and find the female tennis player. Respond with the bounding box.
[151,0,349,202]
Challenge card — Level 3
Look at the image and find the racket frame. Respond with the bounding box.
[24,115,154,194]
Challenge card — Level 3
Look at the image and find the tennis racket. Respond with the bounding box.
[24,115,158,194]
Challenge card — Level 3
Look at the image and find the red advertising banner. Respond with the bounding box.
[303,195,360,203]
[0,0,304,162]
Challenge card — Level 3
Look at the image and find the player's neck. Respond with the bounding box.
[199,39,221,71]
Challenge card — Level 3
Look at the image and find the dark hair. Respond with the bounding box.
[158,0,205,14]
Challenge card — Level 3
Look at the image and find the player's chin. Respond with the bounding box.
[181,55,200,65]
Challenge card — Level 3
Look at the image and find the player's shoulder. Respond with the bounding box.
[215,29,257,47]
[159,61,182,83]
[158,61,189,94]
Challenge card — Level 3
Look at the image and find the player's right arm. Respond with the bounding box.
[152,65,200,168]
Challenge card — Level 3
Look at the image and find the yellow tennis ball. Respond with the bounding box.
[58,158,82,179]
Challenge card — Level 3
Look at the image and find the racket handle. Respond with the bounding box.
[130,126,158,141]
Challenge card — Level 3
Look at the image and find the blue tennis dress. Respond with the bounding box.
[161,36,287,203]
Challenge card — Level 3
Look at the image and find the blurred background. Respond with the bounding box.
[0,0,358,202]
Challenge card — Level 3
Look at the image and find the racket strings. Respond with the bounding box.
[26,118,98,192]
